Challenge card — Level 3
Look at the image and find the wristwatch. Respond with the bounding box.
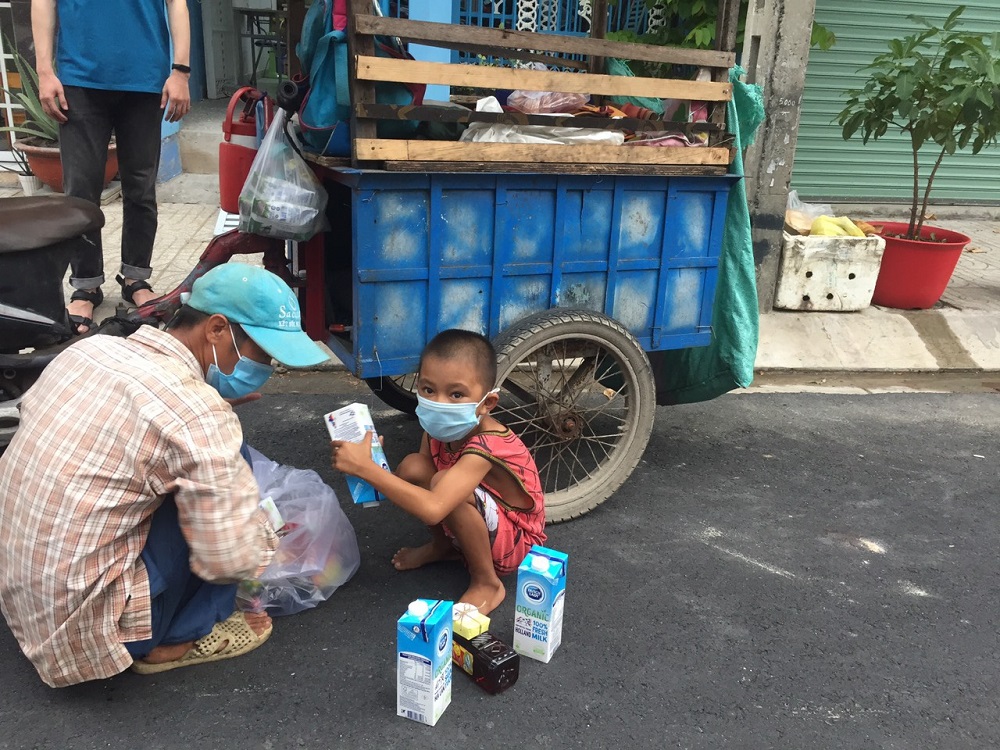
[171,63,191,74]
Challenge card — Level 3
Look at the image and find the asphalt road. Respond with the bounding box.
[2,379,998,750]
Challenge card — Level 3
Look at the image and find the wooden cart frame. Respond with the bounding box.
[343,0,741,175]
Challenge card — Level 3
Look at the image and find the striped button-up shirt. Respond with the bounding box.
[0,326,278,687]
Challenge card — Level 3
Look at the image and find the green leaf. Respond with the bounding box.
[943,5,966,31]
[897,72,915,100]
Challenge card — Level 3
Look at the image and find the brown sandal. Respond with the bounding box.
[130,611,272,675]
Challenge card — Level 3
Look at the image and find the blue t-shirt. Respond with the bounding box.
[56,0,171,94]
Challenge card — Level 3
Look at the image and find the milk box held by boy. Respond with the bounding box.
[397,599,453,726]
[513,545,568,663]
[323,403,389,507]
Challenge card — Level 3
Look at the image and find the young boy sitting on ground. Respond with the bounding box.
[330,329,545,614]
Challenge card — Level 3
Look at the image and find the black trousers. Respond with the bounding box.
[60,86,162,290]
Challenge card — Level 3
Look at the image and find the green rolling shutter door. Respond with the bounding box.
[791,0,1000,203]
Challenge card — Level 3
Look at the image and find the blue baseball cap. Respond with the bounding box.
[182,263,329,368]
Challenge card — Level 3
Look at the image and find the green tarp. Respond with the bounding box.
[650,67,765,405]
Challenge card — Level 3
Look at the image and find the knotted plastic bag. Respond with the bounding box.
[238,109,329,241]
[237,448,360,616]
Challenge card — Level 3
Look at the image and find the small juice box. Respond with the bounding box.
[324,403,390,507]
[397,599,453,726]
[451,602,490,641]
[513,545,568,663]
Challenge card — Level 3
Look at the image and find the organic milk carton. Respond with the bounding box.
[513,545,568,663]
[397,599,453,726]
[323,403,389,507]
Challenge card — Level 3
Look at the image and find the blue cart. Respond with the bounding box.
[315,168,735,521]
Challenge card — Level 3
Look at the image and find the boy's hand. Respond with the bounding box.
[331,431,379,477]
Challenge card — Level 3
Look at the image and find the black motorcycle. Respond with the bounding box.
[0,194,292,451]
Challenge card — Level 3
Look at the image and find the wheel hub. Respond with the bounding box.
[547,409,584,440]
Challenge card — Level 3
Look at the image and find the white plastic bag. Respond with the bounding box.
[785,190,835,235]
[238,109,329,241]
[787,190,833,220]
[460,96,624,146]
[237,448,360,616]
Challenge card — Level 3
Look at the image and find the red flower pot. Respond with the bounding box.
[871,221,970,309]
[13,138,118,194]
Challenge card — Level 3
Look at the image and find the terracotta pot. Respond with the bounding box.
[12,138,118,193]
[872,221,970,309]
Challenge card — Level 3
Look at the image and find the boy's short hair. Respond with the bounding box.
[420,329,498,391]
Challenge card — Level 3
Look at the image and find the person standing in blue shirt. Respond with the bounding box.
[32,0,192,333]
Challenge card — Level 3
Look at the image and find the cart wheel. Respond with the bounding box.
[492,309,655,523]
[364,373,419,415]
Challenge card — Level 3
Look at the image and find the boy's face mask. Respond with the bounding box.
[206,325,275,400]
[416,388,500,443]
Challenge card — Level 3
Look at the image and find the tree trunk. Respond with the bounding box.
[908,130,921,239]
[916,145,949,239]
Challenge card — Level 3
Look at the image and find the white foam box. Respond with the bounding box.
[774,232,887,312]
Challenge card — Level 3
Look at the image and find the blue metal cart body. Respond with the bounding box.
[322,169,736,378]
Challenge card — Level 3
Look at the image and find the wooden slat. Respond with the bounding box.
[353,15,736,69]
[709,0,741,144]
[301,153,353,170]
[355,139,732,166]
[356,56,732,102]
[356,102,724,134]
[383,161,729,176]
[348,0,377,165]
[408,38,589,71]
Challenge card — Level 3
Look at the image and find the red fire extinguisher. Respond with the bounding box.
[218,87,273,214]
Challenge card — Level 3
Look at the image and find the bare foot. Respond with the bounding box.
[392,540,459,571]
[459,579,505,615]
[140,611,272,664]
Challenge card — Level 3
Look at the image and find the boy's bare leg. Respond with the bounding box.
[139,612,272,664]
[446,500,505,615]
[392,455,458,570]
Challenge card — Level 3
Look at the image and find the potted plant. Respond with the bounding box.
[0,43,117,193]
[0,142,43,195]
[836,6,1000,309]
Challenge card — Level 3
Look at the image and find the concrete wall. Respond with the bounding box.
[741,0,817,313]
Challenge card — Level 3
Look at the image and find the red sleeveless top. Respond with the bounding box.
[430,428,546,574]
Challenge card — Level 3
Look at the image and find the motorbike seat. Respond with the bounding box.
[0,196,105,254]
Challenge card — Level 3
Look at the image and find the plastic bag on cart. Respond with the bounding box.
[461,96,624,145]
[237,447,360,616]
[238,108,329,241]
[506,64,590,113]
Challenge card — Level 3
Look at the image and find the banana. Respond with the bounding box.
[810,215,849,236]
[832,216,866,237]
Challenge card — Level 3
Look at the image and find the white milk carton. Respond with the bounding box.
[397,599,453,726]
[323,403,390,507]
[513,545,568,663]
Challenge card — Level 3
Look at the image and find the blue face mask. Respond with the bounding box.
[206,326,275,400]
[416,388,500,443]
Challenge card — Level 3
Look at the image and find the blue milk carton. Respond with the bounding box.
[513,545,568,663]
[324,403,390,507]
[397,599,453,726]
